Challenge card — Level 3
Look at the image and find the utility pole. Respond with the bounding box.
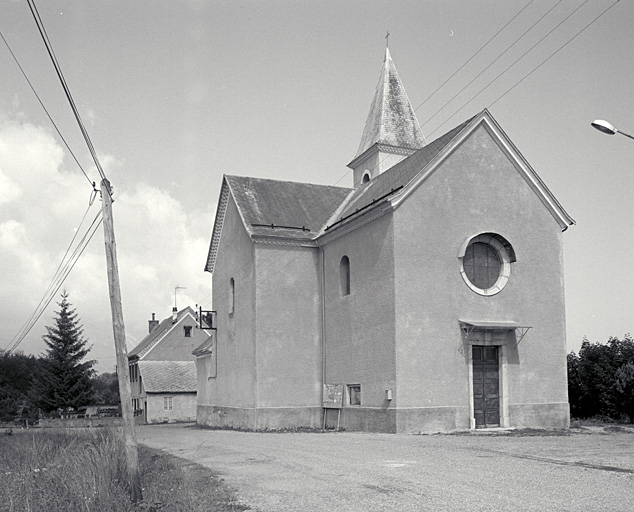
[101,178,142,503]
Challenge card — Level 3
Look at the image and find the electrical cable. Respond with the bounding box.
[0,30,95,188]
[427,0,610,137]
[489,0,621,110]
[26,0,108,183]
[5,204,104,354]
[421,0,564,130]
[197,0,622,319]
[413,0,536,114]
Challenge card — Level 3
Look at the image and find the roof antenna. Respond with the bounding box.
[174,286,186,310]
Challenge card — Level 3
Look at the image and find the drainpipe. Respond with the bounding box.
[320,245,327,423]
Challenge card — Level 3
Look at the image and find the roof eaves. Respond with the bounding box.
[477,110,575,231]
[205,176,231,274]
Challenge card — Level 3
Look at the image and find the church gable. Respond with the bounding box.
[391,110,574,232]
[324,110,574,239]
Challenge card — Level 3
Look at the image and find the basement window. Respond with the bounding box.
[348,385,361,406]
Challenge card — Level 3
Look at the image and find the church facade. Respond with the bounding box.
[195,48,575,433]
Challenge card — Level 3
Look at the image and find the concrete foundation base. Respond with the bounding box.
[197,402,570,433]
[508,402,570,429]
[197,405,322,430]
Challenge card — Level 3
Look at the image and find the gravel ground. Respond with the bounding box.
[136,424,634,511]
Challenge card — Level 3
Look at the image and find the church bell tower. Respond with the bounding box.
[348,46,426,187]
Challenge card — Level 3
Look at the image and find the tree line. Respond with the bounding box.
[0,292,119,423]
[567,334,634,423]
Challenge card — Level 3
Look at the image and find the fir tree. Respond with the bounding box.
[32,291,95,413]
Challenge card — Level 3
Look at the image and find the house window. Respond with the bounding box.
[163,397,173,411]
[340,256,350,296]
[184,325,192,337]
[229,278,235,314]
[348,385,361,406]
[459,233,514,296]
[362,172,371,184]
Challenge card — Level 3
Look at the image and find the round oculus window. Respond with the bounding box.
[459,234,512,296]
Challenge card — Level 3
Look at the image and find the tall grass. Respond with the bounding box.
[1,428,134,511]
[0,428,248,512]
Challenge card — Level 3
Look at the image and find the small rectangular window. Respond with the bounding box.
[184,325,192,337]
[348,385,361,406]
[163,397,173,411]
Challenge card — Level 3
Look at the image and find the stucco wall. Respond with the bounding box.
[253,244,322,428]
[146,393,196,424]
[322,212,397,432]
[144,314,209,362]
[392,124,569,431]
[200,194,257,429]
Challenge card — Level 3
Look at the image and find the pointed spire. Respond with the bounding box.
[354,47,426,159]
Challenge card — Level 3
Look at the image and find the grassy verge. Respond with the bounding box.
[0,428,249,512]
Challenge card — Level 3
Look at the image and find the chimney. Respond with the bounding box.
[172,307,178,324]
[148,313,159,333]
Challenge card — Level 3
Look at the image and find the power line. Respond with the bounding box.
[26,0,108,184]
[6,201,103,354]
[489,0,622,110]
[0,29,95,188]
[421,0,564,131]
[413,0,536,115]
[428,0,607,137]
[199,1,621,317]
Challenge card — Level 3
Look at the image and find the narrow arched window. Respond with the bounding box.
[229,278,235,314]
[340,256,350,296]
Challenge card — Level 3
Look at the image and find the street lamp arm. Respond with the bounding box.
[591,119,634,141]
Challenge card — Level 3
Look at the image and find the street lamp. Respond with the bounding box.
[591,119,634,140]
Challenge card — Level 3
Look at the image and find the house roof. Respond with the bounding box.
[204,175,351,272]
[128,306,197,360]
[137,360,197,393]
[326,109,575,233]
[354,47,426,160]
[205,110,574,273]
[333,116,474,227]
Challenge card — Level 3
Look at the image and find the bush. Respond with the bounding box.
[568,334,634,423]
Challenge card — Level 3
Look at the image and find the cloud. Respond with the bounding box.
[0,117,212,371]
[0,169,22,205]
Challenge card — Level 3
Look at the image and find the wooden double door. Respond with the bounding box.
[472,345,500,428]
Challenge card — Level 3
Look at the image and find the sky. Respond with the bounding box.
[1,0,633,373]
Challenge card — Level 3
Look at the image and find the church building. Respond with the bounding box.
[195,47,575,433]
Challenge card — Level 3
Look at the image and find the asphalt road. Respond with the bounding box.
[137,424,634,511]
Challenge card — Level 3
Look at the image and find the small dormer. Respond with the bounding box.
[348,47,426,187]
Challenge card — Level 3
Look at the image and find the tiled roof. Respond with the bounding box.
[128,306,196,360]
[354,47,425,159]
[138,360,197,393]
[333,115,475,226]
[226,175,352,240]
